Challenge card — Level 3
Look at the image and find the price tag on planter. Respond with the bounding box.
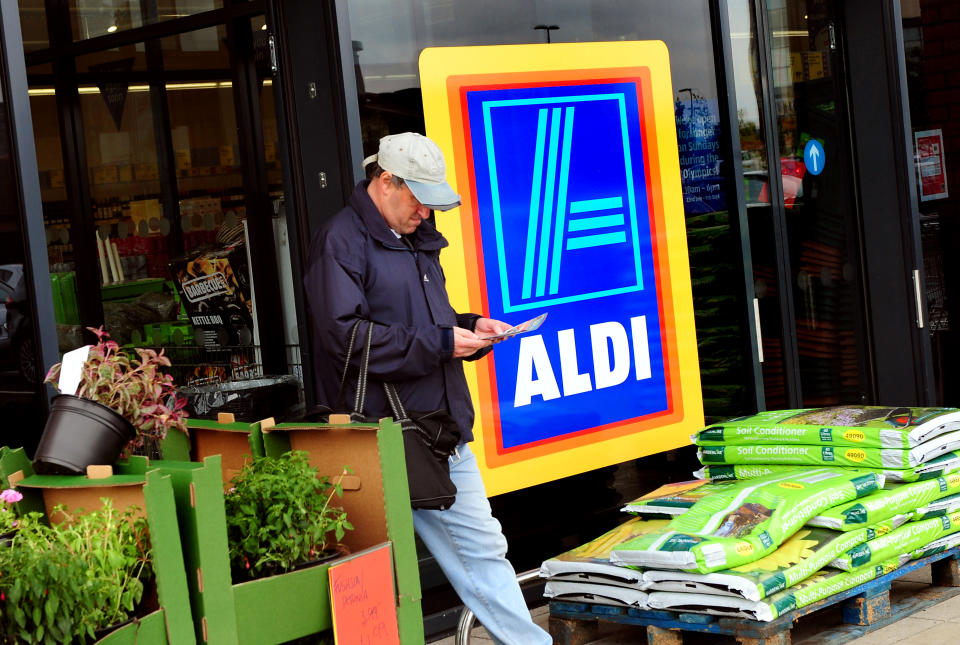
[329,543,400,645]
[58,345,91,396]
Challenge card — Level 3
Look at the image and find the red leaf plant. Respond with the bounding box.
[44,327,188,454]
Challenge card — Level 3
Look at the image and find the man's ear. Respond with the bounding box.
[376,172,395,193]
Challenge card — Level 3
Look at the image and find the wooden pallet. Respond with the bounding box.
[549,547,960,645]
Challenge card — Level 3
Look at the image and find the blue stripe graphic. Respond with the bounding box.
[617,95,643,290]
[549,106,575,296]
[537,108,562,298]
[481,102,512,313]
[569,197,623,214]
[568,214,625,232]
[522,109,549,300]
[566,232,627,250]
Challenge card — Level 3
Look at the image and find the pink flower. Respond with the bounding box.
[0,489,21,504]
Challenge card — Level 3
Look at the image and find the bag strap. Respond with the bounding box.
[333,320,363,409]
[353,320,373,415]
[382,382,407,421]
[333,319,374,416]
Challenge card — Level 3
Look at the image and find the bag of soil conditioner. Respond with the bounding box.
[694,406,960,449]
[808,473,960,531]
[830,510,960,571]
[609,468,883,574]
[696,451,960,484]
[622,480,738,516]
[698,431,960,470]
[543,580,650,608]
[539,517,669,583]
[642,519,901,602]
[645,558,901,622]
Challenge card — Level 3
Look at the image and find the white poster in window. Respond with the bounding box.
[915,129,949,201]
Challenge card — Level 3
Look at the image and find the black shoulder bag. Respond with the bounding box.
[307,320,460,510]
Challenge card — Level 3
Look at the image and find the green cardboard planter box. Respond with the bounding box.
[0,448,196,645]
[165,417,423,644]
[163,413,266,484]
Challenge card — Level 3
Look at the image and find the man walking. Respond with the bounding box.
[305,132,552,644]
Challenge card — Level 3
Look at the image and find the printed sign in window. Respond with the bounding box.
[915,129,948,202]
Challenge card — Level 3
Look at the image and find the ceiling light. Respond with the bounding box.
[106,25,118,33]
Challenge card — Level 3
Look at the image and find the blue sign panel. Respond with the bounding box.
[804,139,825,176]
[465,82,668,450]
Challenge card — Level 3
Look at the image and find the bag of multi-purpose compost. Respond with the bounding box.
[642,519,898,602]
[539,517,668,583]
[543,580,649,608]
[694,406,960,449]
[694,464,812,481]
[808,473,960,530]
[915,491,960,520]
[698,430,960,470]
[609,468,883,574]
[645,558,901,622]
[830,511,960,571]
[622,480,737,516]
[906,531,960,562]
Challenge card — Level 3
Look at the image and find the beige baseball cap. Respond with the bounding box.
[364,132,461,211]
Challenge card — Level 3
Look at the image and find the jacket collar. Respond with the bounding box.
[350,180,449,252]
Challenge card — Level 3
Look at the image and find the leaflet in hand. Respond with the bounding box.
[481,312,548,341]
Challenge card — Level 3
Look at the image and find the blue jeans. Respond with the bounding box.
[412,443,552,645]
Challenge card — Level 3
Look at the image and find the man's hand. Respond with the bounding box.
[452,326,493,358]
[473,318,512,340]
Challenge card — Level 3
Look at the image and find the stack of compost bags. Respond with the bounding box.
[542,407,960,620]
[692,406,960,483]
[539,516,669,607]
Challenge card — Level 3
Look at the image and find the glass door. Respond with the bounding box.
[730,0,873,408]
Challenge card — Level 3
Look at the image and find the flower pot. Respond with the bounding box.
[33,395,135,475]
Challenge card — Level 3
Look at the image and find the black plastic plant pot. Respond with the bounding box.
[32,394,135,475]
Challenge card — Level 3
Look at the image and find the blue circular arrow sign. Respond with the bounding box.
[804,139,825,176]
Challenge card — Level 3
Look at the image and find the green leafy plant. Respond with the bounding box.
[0,498,152,644]
[225,451,353,581]
[44,326,188,453]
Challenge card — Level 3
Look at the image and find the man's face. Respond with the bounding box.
[377,174,431,235]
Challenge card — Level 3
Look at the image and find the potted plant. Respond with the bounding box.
[224,450,352,581]
[35,327,188,475]
[0,498,152,643]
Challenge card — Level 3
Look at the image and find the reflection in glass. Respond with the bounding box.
[69,0,225,41]
[346,0,754,421]
[728,0,787,408]
[18,0,49,53]
[0,50,45,446]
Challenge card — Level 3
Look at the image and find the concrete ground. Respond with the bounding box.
[431,565,960,644]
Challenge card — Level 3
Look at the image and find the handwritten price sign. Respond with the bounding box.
[329,543,400,645]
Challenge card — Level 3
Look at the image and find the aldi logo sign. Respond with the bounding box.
[472,86,647,312]
[421,42,704,495]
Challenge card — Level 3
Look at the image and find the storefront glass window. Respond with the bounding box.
[346,0,756,423]
[24,6,296,396]
[68,0,226,41]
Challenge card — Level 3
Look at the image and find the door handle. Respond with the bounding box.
[913,269,924,329]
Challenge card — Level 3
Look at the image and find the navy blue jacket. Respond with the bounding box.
[304,181,486,441]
